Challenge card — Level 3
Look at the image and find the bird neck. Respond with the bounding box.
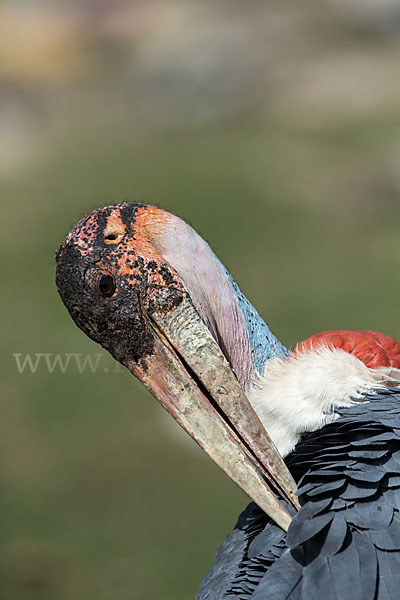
[222,266,290,376]
[145,211,288,389]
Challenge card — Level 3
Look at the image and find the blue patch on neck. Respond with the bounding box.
[224,269,289,376]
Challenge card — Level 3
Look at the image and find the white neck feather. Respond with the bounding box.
[248,347,400,458]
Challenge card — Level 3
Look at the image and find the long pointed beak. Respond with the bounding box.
[129,294,299,531]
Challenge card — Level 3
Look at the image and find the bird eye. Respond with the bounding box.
[98,274,116,298]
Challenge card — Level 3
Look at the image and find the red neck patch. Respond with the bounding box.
[294,329,400,369]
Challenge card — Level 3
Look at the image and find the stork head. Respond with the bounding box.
[56,202,298,530]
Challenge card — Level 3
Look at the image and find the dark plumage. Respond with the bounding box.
[198,389,400,600]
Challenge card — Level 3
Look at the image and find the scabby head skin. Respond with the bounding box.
[56,203,185,369]
[56,202,298,530]
[56,202,287,390]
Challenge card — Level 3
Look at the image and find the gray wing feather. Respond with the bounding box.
[198,389,400,599]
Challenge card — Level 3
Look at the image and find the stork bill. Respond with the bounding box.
[55,202,299,531]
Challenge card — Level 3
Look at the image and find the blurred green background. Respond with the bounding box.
[2,1,400,598]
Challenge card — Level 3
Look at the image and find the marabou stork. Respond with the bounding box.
[56,203,400,599]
